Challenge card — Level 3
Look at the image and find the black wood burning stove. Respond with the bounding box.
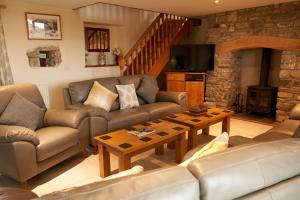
[246,48,278,118]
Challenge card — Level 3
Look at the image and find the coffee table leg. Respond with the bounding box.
[167,141,176,149]
[99,144,111,178]
[176,133,186,163]
[119,155,131,172]
[188,128,198,150]
[155,145,164,155]
[202,127,210,135]
[222,116,231,134]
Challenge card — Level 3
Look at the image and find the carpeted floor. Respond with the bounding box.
[0,118,274,196]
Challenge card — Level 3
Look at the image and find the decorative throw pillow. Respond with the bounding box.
[136,75,159,103]
[84,81,118,112]
[103,165,144,181]
[115,84,140,109]
[179,132,229,167]
[0,93,45,131]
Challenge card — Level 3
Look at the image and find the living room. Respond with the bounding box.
[0,0,300,199]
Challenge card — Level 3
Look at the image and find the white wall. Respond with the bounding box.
[78,3,159,53]
[0,0,120,108]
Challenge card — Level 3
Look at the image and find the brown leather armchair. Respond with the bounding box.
[0,84,89,188]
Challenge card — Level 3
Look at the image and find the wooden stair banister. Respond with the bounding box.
[120,13,192,76]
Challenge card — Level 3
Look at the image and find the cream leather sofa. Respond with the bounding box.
[36,105,300,200]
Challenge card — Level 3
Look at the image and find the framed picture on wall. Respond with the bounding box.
[25,12,62,40]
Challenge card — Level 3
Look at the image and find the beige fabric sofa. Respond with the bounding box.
[63,75,187,148]
[0,84,89,187]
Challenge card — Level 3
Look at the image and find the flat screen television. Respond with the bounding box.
[170,44,215,72]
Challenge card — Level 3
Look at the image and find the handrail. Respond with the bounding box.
[120,13,190,76]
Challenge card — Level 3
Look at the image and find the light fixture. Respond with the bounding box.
[214,0,220,3]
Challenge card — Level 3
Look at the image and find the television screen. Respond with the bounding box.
[170,44,215,72]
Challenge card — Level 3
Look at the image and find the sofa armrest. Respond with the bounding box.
[67,104,110,121]
[0,125,39,146]
[44,109,88,129]
[156,91,187,110]
[289,104,300,120]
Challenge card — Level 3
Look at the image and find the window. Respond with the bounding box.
[85,27,110,52]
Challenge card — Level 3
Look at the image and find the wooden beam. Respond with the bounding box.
[217,36,300,53]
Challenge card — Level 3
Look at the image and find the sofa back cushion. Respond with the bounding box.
[39,167,199,200]
[68,77,120,111]
[0,83,46,115]
[187,138,300,200]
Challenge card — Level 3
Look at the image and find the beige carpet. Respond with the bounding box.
[0,118,273,196]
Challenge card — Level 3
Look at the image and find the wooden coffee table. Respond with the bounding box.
[165,107,233,150]
[94,119,189,178]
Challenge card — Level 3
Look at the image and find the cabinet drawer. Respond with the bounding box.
[167,73,185,81]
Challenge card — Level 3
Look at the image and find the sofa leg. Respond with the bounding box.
[93,146,98,155]
[20,181,28,189]
[82,149,89,158]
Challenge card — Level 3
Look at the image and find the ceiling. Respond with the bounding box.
[21,0,296,17]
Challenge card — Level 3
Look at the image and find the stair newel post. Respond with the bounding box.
[119,55,126,76]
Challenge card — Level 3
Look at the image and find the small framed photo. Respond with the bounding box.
[25,12,62,40]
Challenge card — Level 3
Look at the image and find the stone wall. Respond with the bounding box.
[277,51,300,121]
[198,1,300,121]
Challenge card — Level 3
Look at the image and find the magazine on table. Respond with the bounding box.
[128,128,155,138]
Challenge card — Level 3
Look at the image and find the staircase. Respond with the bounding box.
[119,13,194,76]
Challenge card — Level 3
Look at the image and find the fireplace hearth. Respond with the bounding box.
[246,48,278,118]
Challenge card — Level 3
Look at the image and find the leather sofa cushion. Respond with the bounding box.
[266,119,300,136]
[0,93,45,130]
[136,75,159,103]
[108,108,150,131]
[118,75,142,89]
[141,102,182,120]
[44,109,88,129]
[39,166,199,200]
[68,77,120,111]
[187,138,300,200]
[36,127,78,162]
[239,175,300,200]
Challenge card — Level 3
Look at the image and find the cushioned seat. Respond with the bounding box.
[183,135,255,161]
[266,119,300,136]
[253,131,291,142]
[140,102,182,120]
[108,108,150,131]
[36,127,79,162]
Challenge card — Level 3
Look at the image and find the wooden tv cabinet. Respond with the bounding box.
[166,72,206,108]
